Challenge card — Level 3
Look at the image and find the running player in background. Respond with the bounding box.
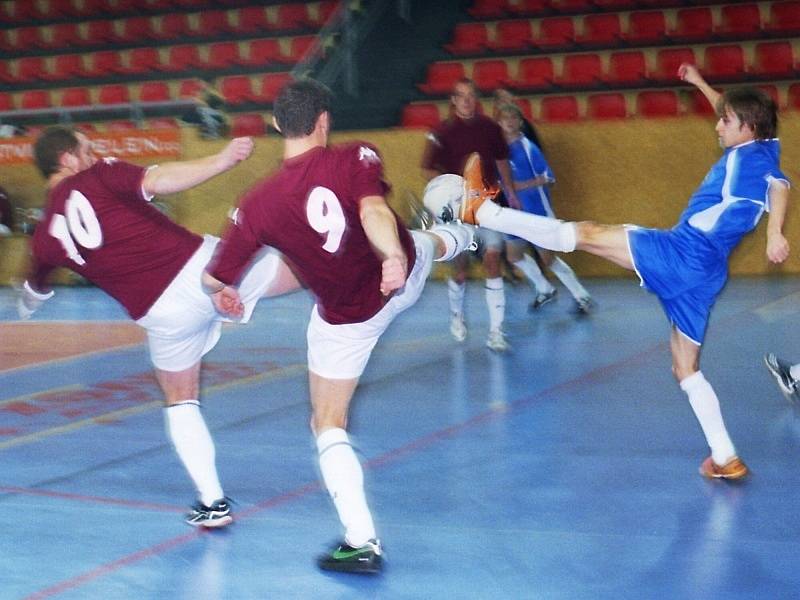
[19,127,300,527]
[204,78,475,574]
[496,102,592,314]
[441,65,790,480]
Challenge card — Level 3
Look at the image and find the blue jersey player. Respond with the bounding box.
[455,64,791,480]
[497,103,592,314]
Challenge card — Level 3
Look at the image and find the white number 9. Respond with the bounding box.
[306,186,345,253]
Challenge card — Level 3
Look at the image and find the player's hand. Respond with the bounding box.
[379,255,407,296]
[767,232,790,264]
[16,280,54,320]
[219,137,255,169]
[210,286,245,318]
[677,63,703,86]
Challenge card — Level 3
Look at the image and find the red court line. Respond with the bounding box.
[23,337,670,599]
[0,486,183,513]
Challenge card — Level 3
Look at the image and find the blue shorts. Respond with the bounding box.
[627,226,728,345]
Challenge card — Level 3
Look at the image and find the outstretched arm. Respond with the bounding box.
[359,195,408,296]
[142,137,254,196]
[766,180,790,264]
[678,63,721,111]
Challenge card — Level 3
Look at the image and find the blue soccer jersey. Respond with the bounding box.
[628,139,788,344]
[507,135,555,217]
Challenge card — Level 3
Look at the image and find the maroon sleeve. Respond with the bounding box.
[208,202,265,286]
[95,159,148,202]
[487,119,509,161]
[349,143,390,203]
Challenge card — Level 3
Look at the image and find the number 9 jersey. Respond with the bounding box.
[210,142,416,325]
[29,158,203,320]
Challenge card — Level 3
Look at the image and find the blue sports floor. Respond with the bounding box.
[1,277,800,599]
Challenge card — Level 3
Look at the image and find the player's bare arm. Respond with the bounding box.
[359,195,408,296]
[496,159,521,209]
[766,180,791,264]
[678,63,721,110]
[142,137,255,196]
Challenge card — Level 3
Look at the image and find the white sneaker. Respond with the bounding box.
[450,314,467,342]
[486,329,509,352]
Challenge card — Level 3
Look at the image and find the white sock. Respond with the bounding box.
[430,223,474,261]
[317,428,376,547]
[448,278,465,318]
[164,401,224,506]
[548,256,589,300]
[513,254,554,294]
[476,202,577,252]
[485,277,505,332]
[680,371,736,466]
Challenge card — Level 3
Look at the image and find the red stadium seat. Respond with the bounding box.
[418,62,467,95]
[61,87,92,108]
[636,90,679,117]
[587,93,627,119]
[178,78,205,99]
[195,10,234,37]
[138,81,171,102]
[686,89,716,116]
[540,95,579,121]
[669,7,713,42]
[756,84,781,107]
[314,1,340,26]
[205,41,242,70]
[97,84,131,105]
[84,19,121,45]
[236,6,271,34]
[603,51,647,86]
[623,10,667,45]
[85,50,125,77]
[124,47,162,75]
[274,3,313,30]
[255,72,293,103]
[50,54,88,80]
[220,75,255,104]
[0,62,13,83]
[509,56,554,91]
[241,39,283,66]
[400,103,441,128]
[15,26,47,50]
[751,41,796,78]
[231,113,266,136]
[716,4,762,37]
[20,90,51,110]
[789,83,800,110]
[473,59,511,92]
[155,13,191,39]
[284,35,317,64]
[468,0,510,19]
[16,57,49,83]
[0,92,13,111]
[765,1,800,35]
[161,45,202,72]
[650,48,696,83]
[556,53,603,88]
[507,0,548,15]
[703,45,746,81]
[117,16,156,43]
[490,20,533,53]
[535,17,575,50]
[576,13,621,46]
[50,23,85,48]
[445,22,490,55]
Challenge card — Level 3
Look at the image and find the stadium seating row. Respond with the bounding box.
[467,0,776,19]
[0,37,317,84]
[402,83,800,126]
[0,72,294,110]
[447,2,799,55]
[0,3,339,53]
[419,41,799,94]
[0,0,337,28]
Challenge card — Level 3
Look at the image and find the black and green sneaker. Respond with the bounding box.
[317,539,383,574]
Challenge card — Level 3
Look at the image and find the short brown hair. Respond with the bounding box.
[33,126,78,178]
[717,87,778,140]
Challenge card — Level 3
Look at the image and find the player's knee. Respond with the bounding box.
[575,220,601,244]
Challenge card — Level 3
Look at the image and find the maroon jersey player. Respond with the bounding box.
[20,126,299,527]
[204,79,474,574]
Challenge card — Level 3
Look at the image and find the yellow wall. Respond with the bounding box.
[2,114,798,285]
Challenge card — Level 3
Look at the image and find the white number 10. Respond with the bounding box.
[48,190,103,266]
[306,186,345,253]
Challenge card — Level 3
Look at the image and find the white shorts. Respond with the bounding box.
[307,231,435,379]
[136,235,282,372]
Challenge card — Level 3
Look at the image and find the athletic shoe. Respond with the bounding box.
[450,314,467,342]
[574,296,593,315]
[764,353,799,401]
[699,456,749,480]
[185,497,233,528]
[317,539,383,574]
[529,288,557,311]
[486,329,509,352]
[460,152,499,225]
